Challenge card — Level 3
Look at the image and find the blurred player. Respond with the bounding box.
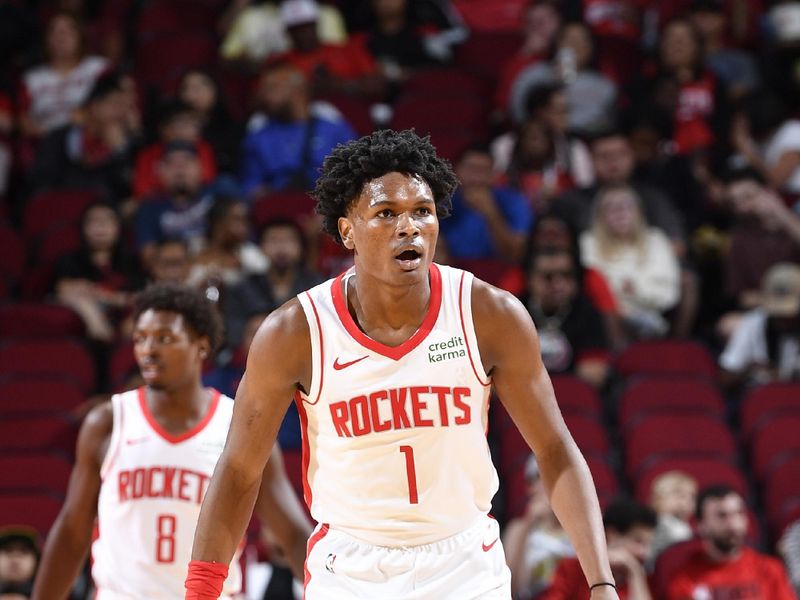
[32,283,312,600]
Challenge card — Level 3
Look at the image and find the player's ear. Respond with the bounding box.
[338,217,355,250]
[198,337,211,361]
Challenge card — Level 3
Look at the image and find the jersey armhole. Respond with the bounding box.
[99,394,124,479]
[297,291,324,405]
[458,271,492,387]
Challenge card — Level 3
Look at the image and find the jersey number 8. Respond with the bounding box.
[156,514,177,563]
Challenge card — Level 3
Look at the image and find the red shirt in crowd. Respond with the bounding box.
[272,41,377,82]
[133,140,216,199]
[538,557,639,600]
[667,547,797,600]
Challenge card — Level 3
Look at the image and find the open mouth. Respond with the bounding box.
[394,248,422,269]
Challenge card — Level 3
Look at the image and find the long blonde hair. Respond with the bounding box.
[590,184,648,262]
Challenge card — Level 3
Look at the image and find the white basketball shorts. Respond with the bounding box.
[303,515,511,599]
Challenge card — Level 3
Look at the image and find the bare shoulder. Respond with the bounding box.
[78,401,114,465]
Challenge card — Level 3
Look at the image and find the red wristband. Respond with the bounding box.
[185,560,229,600]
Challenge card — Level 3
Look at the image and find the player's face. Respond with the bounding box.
[339,172,438,285]
[132,309,208,391]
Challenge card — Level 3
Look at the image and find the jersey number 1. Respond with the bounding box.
[400,445,419,504]
[156,514,176,563]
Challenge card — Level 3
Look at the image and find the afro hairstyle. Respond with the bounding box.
[312,129,458,244]
[132,283,224,356]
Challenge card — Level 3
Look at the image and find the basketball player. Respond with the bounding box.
[32,284,312,600]
[187,130,620,600]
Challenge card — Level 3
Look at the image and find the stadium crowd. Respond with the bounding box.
[0,0,799,598]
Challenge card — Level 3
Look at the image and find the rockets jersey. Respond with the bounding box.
[92,387,241,599]
[295,263,499,546]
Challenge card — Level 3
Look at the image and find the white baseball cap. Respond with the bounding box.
[281,0,320,27]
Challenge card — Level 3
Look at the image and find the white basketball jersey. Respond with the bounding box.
[296,263,499,546]
[92,388,242,599]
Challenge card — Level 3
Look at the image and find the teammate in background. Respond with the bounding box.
[32,284,312,600]
[188,130,618,600]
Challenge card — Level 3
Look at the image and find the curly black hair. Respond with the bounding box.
[132,283,224,355]
[313,129,458,243]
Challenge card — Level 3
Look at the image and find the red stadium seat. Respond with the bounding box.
[619,377,725,428]
[108,342,137,391]
[634,457,748,504]
[750,416,800,479]
[36,222,81,264]
[740,382,800,441]
[403,68,490,97]
[391,95,489,139]
[135,32,218,92]
[652,538,704,599]
[624,415,736,479]
[614,340,717,380]
[0,375,86,415]
[18,263,56,301]
[0,302,84,338]
[551,374,603,419]
[0,339,96,392]
[455,31,524,79]
[251,190,316,230]
[315,95,375,137]
[0,454,72,496]
[23,189,98,241]
[0,415,78,455]
[137,0,219,36]
[763,456,800,533]
[587,458,619,509]
[563,413,610,458]
[424,130,476,163]
[0,221,26,284]
[0,493,62,536]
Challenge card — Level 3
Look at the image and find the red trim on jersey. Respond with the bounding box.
[138,387,221,444]
[330,263,443,361]
[294,391,313,509]
[100,397,125,480]
[303,523,330,596]
[458,272,491,387]
[302,291,325,406]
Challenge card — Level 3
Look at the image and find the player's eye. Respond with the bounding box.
[417,207,432,216]
[158,335,173,344]
[377,209,393,218]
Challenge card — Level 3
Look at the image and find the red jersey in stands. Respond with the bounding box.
[537,557,638,600]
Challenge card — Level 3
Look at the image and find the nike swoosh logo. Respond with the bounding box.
[333,355,368,370]
[482,538,499,552]
[126,437,149,445]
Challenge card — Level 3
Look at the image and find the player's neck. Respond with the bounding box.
[349,269,431,332]
[145,379,210,422]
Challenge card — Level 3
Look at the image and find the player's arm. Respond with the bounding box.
[190,300,310,569]
[253,444,314,580]
[31,404,112,600]
[473,281,618,600]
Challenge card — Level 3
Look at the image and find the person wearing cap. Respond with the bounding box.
[503,455,575,599]
[720,262,800,387]
[0,527,39,597]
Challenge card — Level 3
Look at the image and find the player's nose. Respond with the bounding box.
[396,211,420,237]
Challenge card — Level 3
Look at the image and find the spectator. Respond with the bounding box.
[54,201,143,342]
[666,485,797,600]
[580,185,681,339]
[147,238,192,285]
[732,91,800,197]
[720,168,800,325]
[719,262,800,386]
[135,141,217,267]
[539,498,657,600]
[19,11,108,139]
[524,246,611,389]
[503,455,574,599]
[580,0,643,84]
[241,62,357,198]
[187,196,267,290]
[271,0,384,97]
[132,100,217,200]
[179,69,244,175]
[439,146,532,263]
[30,71,135,202]
[0,528,39,599]
[509,21,617,135]
[648,471,698,561]
[223,218,322,346]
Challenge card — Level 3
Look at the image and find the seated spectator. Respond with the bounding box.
[54,201,143,342]
[666,485,797,600]
[524,246,611,389]
[539,498,657,600]
[223,218,322,346]
[0,527,39,599]
[135,141,218,267]
[18,11,108,139]
[271,0,384,98]
[648,471,698,561]
[187,196,267,289]
[219,0,347,64]
[179,69,244,176]
[509,21,617,135]
[439,146,532,263]
[132,100,216,200]
[30,72,136,203]
[719,168,800,332]
[147,238,192,285]
[732,91,800,198]
[581,0,642,85]
[241,62,356,198]
[719,262,800,386]
[503,455,574,599]
[580,185,681,339]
